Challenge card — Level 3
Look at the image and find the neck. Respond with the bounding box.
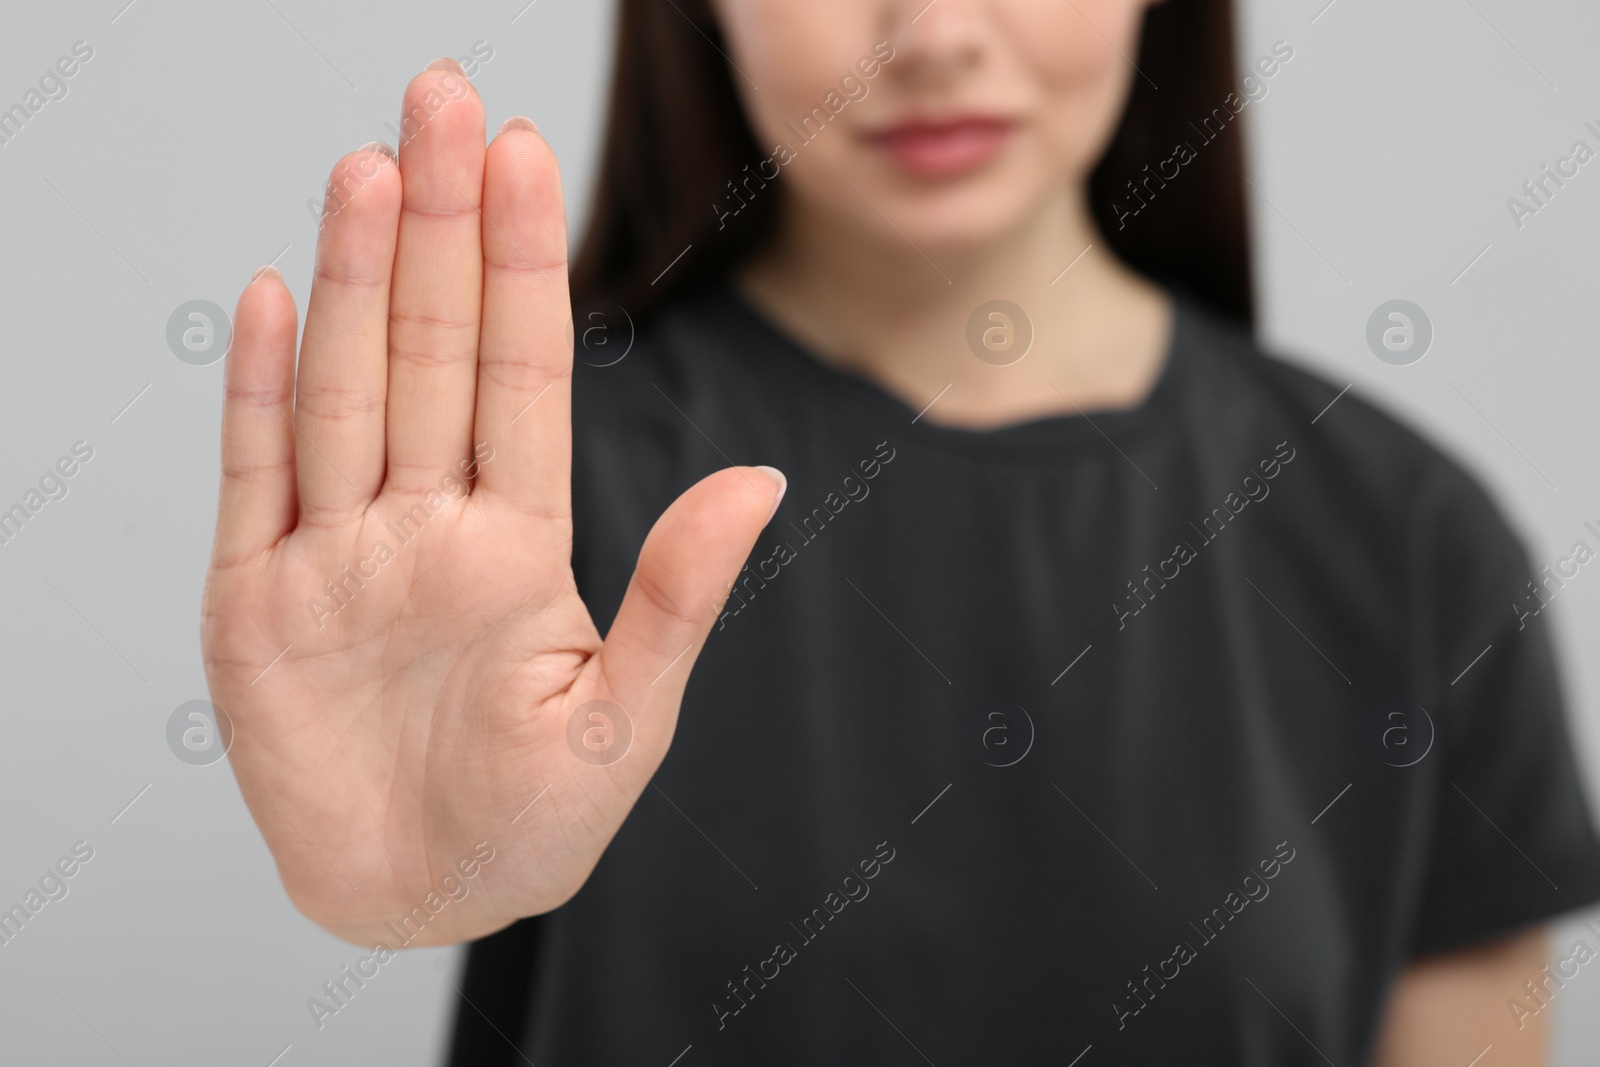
[735,183,1172,429]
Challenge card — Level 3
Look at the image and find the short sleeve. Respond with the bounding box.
[1409,471,1600,956]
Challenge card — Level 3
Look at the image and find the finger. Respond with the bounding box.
[295,144,401,525]
[596,466,787,713]
[214,267,299,569]
[384,59,487,495]
[473,117,572,519]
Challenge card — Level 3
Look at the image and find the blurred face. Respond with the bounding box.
[709,0,1157,252]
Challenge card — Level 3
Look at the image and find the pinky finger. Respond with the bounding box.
[212,267,299,570]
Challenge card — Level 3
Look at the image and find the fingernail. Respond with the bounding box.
[360,140,397,163]
[499,115,539,135]
[754,466,787,521]
[251,264,282,285]
[425,56,466,76]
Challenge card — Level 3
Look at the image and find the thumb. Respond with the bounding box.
[594,464,786,717]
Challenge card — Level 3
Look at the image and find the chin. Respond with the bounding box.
[845,165,1065,256]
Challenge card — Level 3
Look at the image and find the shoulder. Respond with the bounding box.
[1172,292,1518,549]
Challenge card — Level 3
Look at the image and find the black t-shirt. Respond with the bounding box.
[449,280,1600,1066]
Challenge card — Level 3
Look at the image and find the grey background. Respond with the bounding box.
[0,0,1594,1063]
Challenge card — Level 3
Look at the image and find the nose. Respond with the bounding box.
[880,0,986,85]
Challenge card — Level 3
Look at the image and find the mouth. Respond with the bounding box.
[864,115,1017,179]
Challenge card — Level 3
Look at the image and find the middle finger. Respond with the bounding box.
[384,58,487,496]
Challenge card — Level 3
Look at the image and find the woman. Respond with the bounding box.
[201,0,1600,1063]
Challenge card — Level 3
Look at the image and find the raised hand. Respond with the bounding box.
[200,59,784,948]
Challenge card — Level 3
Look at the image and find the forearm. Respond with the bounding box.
[1372,926,1549,1067]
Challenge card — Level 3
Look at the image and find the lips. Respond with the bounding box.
[867,116,1015,179]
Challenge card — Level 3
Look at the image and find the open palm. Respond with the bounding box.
[200,60,783,948]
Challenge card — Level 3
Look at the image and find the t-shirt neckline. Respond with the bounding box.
[708,276,1192,461]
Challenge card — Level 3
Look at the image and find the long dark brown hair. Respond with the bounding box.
[570,0,1255,329]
